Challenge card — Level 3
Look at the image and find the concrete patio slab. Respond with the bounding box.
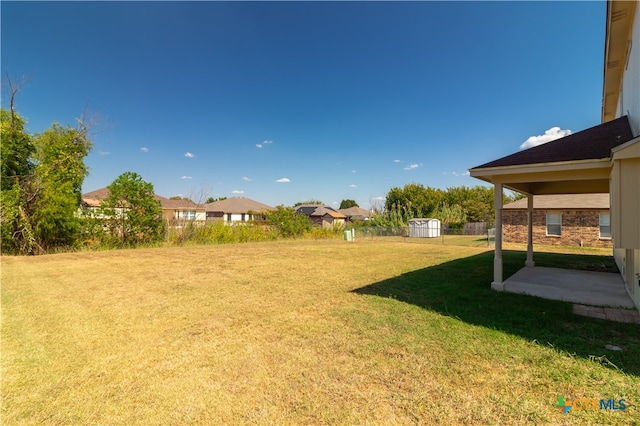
[503,266,635,309]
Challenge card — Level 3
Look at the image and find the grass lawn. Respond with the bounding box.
[2,239,639,424]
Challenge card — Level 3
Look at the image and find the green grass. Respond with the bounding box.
[2,240,639,424]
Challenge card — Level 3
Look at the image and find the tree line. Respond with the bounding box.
[1,89,518,254]
[365,183,522,228]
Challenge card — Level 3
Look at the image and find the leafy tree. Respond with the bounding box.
[101,172,165,246]
[1,102,92,253]
[205,196,227,203]
[30,123,92,250]
[266,205,312,237]
[385,183,445,223]
[169,196,193,201]
[339,199,358,209]
[0,107,36,253]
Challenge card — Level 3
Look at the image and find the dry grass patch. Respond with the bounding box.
[2,240,639,424]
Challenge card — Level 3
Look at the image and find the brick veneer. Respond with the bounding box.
[503,209,612,248]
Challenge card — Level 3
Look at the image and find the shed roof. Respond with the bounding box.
[503,194,610,210]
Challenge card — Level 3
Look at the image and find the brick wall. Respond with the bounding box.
[503,209,612,248]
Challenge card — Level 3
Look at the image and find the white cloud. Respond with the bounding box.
[452,171,470,177]
[349,184,357,188]
[181,176,192,179]
[232,190,244,194]
[98,151,110,156]
[393,159,402,163]
[140,147,149,153]
[372,196,385,201]
[256,144,263,148]
[520,127,572,150]
[184,152,195,158]
[257,140,273,149]
[242,176,252,181]
[276,178,290,183]
[404,163,419,170]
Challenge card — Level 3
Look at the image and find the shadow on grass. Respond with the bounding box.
[352,250,640,376]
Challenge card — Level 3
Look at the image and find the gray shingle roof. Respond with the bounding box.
[295,204,346,218]
[472,116,634,169]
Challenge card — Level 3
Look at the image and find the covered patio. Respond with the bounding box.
[469,116,637,311]
[503,266,634,308]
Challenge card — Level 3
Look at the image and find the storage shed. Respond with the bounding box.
[408,218,441,238]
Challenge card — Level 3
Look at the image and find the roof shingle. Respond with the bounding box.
[473,116,634,169]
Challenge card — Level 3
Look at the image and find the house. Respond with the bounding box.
[81,188,207,223]
[295,204,346,229]
[503,194,612,248]
[338,206,373,222]
[204,197,273,224]
[155,196,206,223]
[469,0,640,309]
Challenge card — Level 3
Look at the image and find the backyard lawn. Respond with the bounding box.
[2,239,639,424]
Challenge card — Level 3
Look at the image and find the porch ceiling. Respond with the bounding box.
[470,159,611,195]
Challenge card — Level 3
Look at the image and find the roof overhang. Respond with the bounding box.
[469,158,611,195]
[602,0,637,122]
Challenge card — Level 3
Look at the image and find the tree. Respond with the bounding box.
[1,111,92,253]
[101,172,165,246]
[339,199,358,209]
[266,205,312,238]
[30,123,92,250]
[0,108,36,253]
[205,196,227,204]
[384,183,445,223]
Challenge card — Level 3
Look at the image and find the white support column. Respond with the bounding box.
[526,194,535,267]
[492,183,504,291]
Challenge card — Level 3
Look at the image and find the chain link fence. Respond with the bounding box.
[351,225,495,248]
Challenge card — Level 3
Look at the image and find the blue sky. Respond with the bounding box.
[2,1,606,209]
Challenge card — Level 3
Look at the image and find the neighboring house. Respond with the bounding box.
[503,194,612,248]
[81,188,206,223]
[295,204,346,229]
[204,197,273,224]
[469,0,640,309]
[155,196,206,223]
[338,206,372,222]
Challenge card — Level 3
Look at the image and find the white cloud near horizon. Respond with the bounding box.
[520,127,571,150]
[276,177,290,183]
[140,147,149,153]
[184,152,195,158]
[452,171,470,177]
[404,163,420,170]
[232,190,244,194]
[257,140,273,148]
[349,184,357,188]
[242,176,252,181]
[180,176,192,179]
